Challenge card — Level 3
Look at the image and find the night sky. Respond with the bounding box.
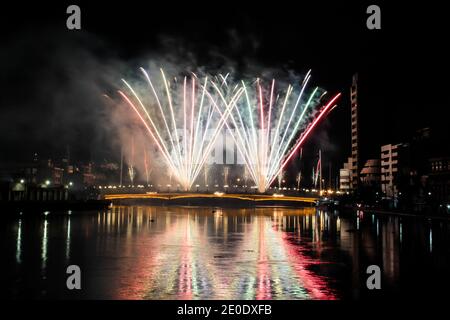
[1,1,449,177]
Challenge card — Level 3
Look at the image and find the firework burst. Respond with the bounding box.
[212,71,341,193]
[119,68,243,191]
[118,68,340,193]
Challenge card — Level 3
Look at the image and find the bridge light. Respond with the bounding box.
[273,193,284,198]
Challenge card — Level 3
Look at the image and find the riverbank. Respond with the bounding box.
[1,199,111,213]
[368,208,450,220]
[343,205,450,220]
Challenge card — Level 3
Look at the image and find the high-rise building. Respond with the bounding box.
[350,74,359,190]
[339,74,360,193]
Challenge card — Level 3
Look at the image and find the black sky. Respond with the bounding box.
[1,1,449,173]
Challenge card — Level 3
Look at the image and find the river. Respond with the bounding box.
[2,206,449,299]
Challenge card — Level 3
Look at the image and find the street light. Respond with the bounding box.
[45,180,50,186]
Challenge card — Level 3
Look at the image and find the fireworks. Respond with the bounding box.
[119,68,242,191]
[211,72,341,193]
[118,68,340,192]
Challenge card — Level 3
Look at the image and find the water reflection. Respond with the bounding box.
[16,219,22,264]
[41,219,48,273]
[429,226,433,253]
[66,216,71,261]
[4,206,450,300]
[88,207,336,299]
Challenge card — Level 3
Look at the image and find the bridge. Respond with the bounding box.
[104,192,319,207]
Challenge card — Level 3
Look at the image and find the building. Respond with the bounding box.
[0,181,68,202]
[359,159,381,203]
[350,74,360,190]
[360,159,381,186]
[379,128,449,212]
[380,143,401,198]
[338,74,360,193]
[339,157,352,191]
[428,156,450,206]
